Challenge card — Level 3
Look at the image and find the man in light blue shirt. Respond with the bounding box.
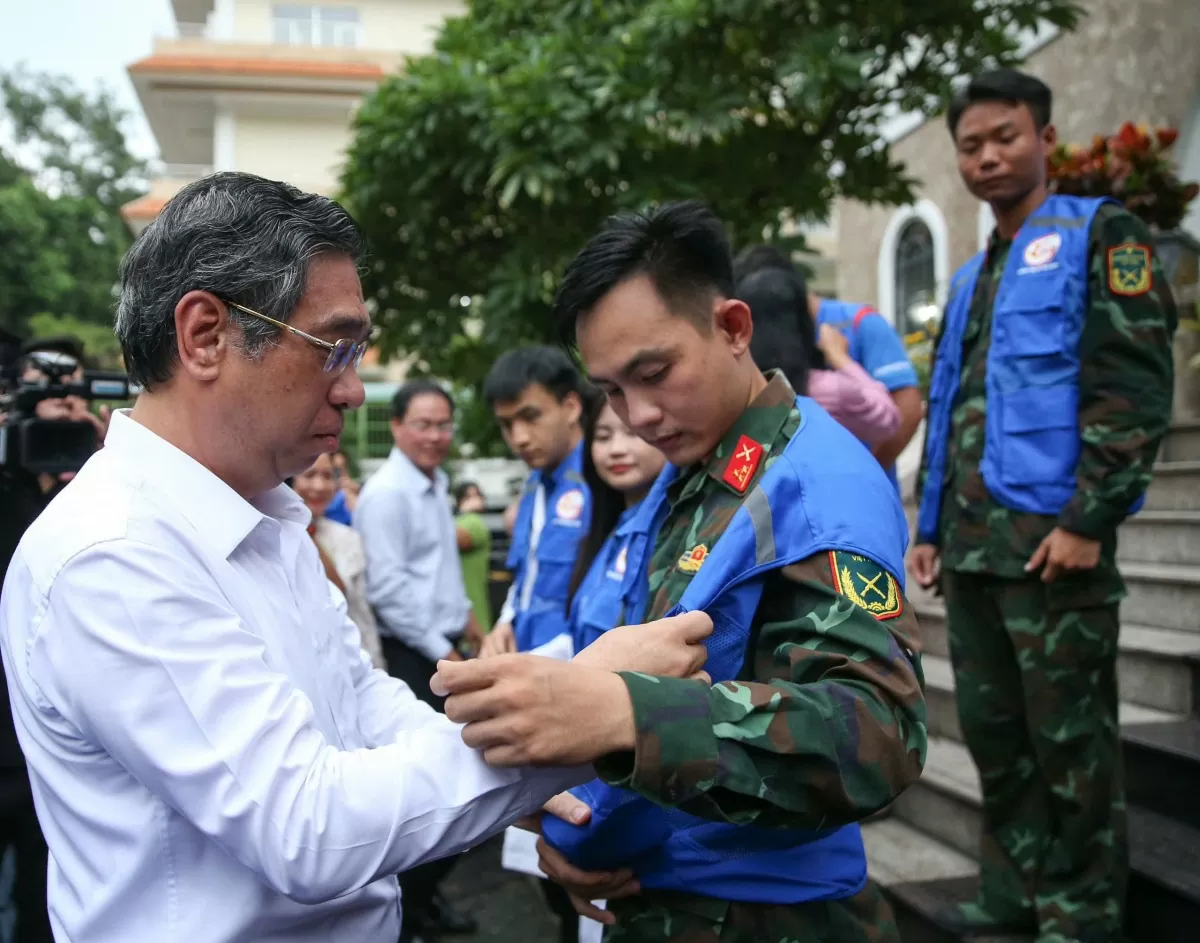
[355,378,481,943]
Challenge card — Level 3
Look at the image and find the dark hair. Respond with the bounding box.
[947,68,1052,138]
[554,200,734,346]
[483,344,583,406]
[453,480,483,511]
[737,267,818,394]
[391,379,454,421]
[116,172,364,390]
[566,393,628,609]
[732,245,802,286]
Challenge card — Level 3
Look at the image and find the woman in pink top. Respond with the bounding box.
[806,323,901,446]
[739,266,900,447]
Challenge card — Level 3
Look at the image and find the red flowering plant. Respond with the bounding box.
[1048,123,1199,230]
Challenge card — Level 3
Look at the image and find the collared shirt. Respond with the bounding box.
[356,448,471,661]
[0,411,582,943]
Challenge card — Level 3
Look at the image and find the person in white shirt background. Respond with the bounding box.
[355,379,486,941]
[290,452,386,670]
[0,171,711,943]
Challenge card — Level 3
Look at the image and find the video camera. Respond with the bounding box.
[0,338,139,475]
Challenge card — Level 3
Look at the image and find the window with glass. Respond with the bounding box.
[273,5,361,47]
[894,219,938,337]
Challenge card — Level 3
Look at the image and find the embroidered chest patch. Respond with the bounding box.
[1107,243,1152,297]
[555,489,585,522]
[677,544,708,574]
[828,552,903,621]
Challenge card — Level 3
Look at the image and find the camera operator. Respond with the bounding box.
[1,332,109,943]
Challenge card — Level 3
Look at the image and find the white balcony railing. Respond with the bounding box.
[161,163,213,181]
[174,21,212,39]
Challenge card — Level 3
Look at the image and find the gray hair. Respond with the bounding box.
[115,171,364,390]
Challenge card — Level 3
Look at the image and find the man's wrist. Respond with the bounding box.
[592,670,636,755]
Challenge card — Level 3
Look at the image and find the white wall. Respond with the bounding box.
[232,111,351,193]
[232,0,464,52]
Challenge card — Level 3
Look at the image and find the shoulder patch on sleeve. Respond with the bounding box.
[827,551,903,621]
[1107,242,1152,297]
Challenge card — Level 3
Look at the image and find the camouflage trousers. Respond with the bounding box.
[603,881,900,943]
[942,570,1127,942]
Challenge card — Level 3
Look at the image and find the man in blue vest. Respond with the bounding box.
[911,69,1176,943]
[481,345,592,658]
[732,247,923,490]
[435,201,928,943]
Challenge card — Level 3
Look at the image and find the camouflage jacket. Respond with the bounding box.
[918,203,1176,588]
[595,372,927,931]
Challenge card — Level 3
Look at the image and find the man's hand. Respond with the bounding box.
[480,621,517,658]
[1025,527,1101,583]
[514,790,591,834]
[536,837,639,925]
[908,543,940,589]
[816,323,852,369]
[573,610,712,679]
[435,655,636,766]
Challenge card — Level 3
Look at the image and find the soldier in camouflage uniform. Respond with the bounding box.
[911,70,1176,943]
[437,200,927,943]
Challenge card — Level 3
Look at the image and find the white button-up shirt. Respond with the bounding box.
[356,448,471,661]
[0,411,583,943]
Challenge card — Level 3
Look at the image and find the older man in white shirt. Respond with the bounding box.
[0,172,709,943]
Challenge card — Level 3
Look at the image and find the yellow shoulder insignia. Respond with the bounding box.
[1107,242,1152,297]
[828,551,903,621]
[677,544,708,574]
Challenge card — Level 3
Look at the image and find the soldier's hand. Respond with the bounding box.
[536,836,639,925]
[908,543,940,589]
[573,610,712,681]
[479,621,517,658]
[1025,527,1101,583]
[513,790,591,834]
[434,654,636,766]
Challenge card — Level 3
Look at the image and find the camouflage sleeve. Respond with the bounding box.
[596,553,928,829]
[1058,205,1176,539]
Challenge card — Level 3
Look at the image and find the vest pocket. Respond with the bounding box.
[1000,308,1066,357]
[998,386,1078,485]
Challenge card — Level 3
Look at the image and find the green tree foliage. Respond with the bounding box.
[343,0,1080,454]
[0,68,148,343]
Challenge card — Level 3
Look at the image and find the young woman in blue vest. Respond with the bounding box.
[566,395,667,656]
[911,69,1176,943]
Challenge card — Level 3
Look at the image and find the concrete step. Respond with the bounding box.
[1118,510,1200,566]
[919,652,1178,744]
[1123,718,1200,831]
[893,736,1200,943]
[913,595,1200,715]
[1144,461,1200,511]
[1162,419,1200,463]
[1120,561,1200,634]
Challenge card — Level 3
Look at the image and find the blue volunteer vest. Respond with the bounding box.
[543,399,911,904]
[508,441,591,651]
[569,503,647,653]
[815,298,877,364]
[916,194,1141,544]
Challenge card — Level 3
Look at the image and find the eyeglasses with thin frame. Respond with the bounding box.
[222,299,374,375]
[402,420,455,436]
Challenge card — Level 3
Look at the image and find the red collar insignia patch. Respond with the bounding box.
[722,435,762,493]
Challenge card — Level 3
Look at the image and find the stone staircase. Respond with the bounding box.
[863,418,1200,943]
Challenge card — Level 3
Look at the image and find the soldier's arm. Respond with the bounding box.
[914,325,943,507]
[1058,206,1176,538]
[595,552,927,829]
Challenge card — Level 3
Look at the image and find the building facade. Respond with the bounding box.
[121,0,462,233]
[834,0,1200,336]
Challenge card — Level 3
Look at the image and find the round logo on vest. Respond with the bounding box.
[555,489,585,522]
[1023,233,1062,268]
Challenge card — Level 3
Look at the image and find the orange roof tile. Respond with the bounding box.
[120,195,168,221]
[129,55,385,81]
